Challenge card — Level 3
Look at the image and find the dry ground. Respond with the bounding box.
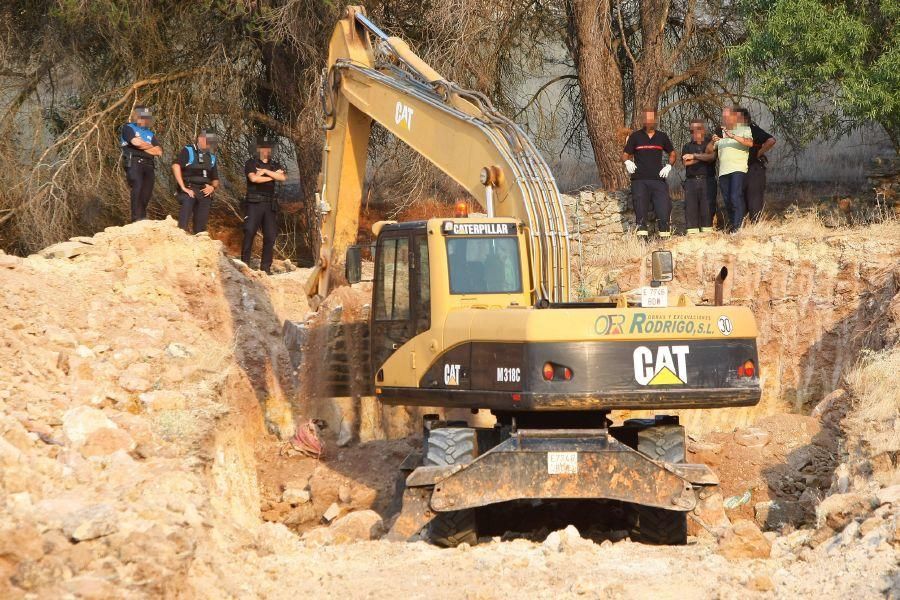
[0,218,897,599]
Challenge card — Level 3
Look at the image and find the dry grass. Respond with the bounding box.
[844,347,900,459]
[846,347,900,423]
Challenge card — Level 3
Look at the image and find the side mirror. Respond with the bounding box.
[345,245,362,284]
[651,250,674,283]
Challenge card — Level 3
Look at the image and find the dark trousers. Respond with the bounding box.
[706,177,720,228]
[744,162,767,221]
[177,187,211,233]
[125,159,155,222]
[683,178,712,231]
[719,172,747,231]
[241,200,278,273]
[631,179,671,233]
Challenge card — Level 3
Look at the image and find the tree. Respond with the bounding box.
[732,0,899,151]
[561,0,747,189]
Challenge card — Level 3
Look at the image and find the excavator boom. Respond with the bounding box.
[306,6,570,307]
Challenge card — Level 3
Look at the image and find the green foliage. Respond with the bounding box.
[733,0,900,150]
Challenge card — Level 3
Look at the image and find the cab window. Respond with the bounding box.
[415,235,430,333]
[374,237,410,321]
[447,237,522,295]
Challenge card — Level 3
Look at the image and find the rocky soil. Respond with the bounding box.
[1,218,897,598]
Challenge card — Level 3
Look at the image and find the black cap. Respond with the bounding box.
[134,105,153,119]
[256,135,274,148]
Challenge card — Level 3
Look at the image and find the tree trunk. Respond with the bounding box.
[569,0,629,190]
[631,0,669,126]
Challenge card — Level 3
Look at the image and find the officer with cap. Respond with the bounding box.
[171,129,220,233]
[242,135,286,274]
[120,105,162,222]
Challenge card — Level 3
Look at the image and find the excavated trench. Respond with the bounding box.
[223,229,900,542]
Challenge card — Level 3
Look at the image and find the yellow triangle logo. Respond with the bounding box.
[648,366,684,386]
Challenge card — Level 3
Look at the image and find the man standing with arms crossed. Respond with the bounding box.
[120,106,162,222]
[242,135,286,274]
[681,120,716,234]
[622,108,677,238]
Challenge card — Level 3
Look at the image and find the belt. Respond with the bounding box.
[686,175,708,180]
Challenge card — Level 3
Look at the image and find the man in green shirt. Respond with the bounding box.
[706,107,753,231]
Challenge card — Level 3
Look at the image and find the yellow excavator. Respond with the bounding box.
[299,7,761,546]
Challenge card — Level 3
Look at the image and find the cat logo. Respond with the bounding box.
[395,101,414,130]
[633,345,690,386]
[443,363,461,386]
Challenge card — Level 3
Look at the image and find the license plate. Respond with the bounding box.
[547,451,578,475]
[641,286,668,307]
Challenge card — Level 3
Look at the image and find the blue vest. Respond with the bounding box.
[182,145,218,184]
[120,122,156,161]
[183,145,217,168]
[120,122,154,148]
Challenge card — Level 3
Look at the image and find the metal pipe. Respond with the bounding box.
[485,185,494,217]
[353,11,390,41]
[714,266,728,306]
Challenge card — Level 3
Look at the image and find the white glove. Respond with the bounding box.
[659,164,672,178]
[624,160,637,175]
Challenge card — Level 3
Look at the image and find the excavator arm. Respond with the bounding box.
[305,6,571,308]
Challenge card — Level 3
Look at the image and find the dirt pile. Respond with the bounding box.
[0,218,313,597]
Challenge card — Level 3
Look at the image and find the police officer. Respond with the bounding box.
[242,135,286,274]
[622,108,677,237]
[171,130,220,233]
[120,106,162,222]
[736,108,776,221]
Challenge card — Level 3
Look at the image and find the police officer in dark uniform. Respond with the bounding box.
[736,108,776,221]
[242,136,286,274]
[171,130,220,233]
[622,108,677,237]
[120,106,162,222]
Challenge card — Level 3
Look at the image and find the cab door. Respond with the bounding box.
[371,230,430,378]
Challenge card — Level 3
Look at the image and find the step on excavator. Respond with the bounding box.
[296,6,761,546]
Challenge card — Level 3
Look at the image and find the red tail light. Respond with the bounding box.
[738,360,756,378]
[542,363,573,381]
[542,363,554,381]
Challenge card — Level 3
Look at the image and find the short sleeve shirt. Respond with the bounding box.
[748,124,774,165]
[623,129,674,180]
[682,140,714,178]
[122,124,158,159]
[173,146,219,183]
[715,125,752,176]
[245,158,285,197]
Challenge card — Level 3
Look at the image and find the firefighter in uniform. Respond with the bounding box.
[622,108,677,237]
[242,135,286,274]
[171,130,220,233]
[120,106,162,222]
